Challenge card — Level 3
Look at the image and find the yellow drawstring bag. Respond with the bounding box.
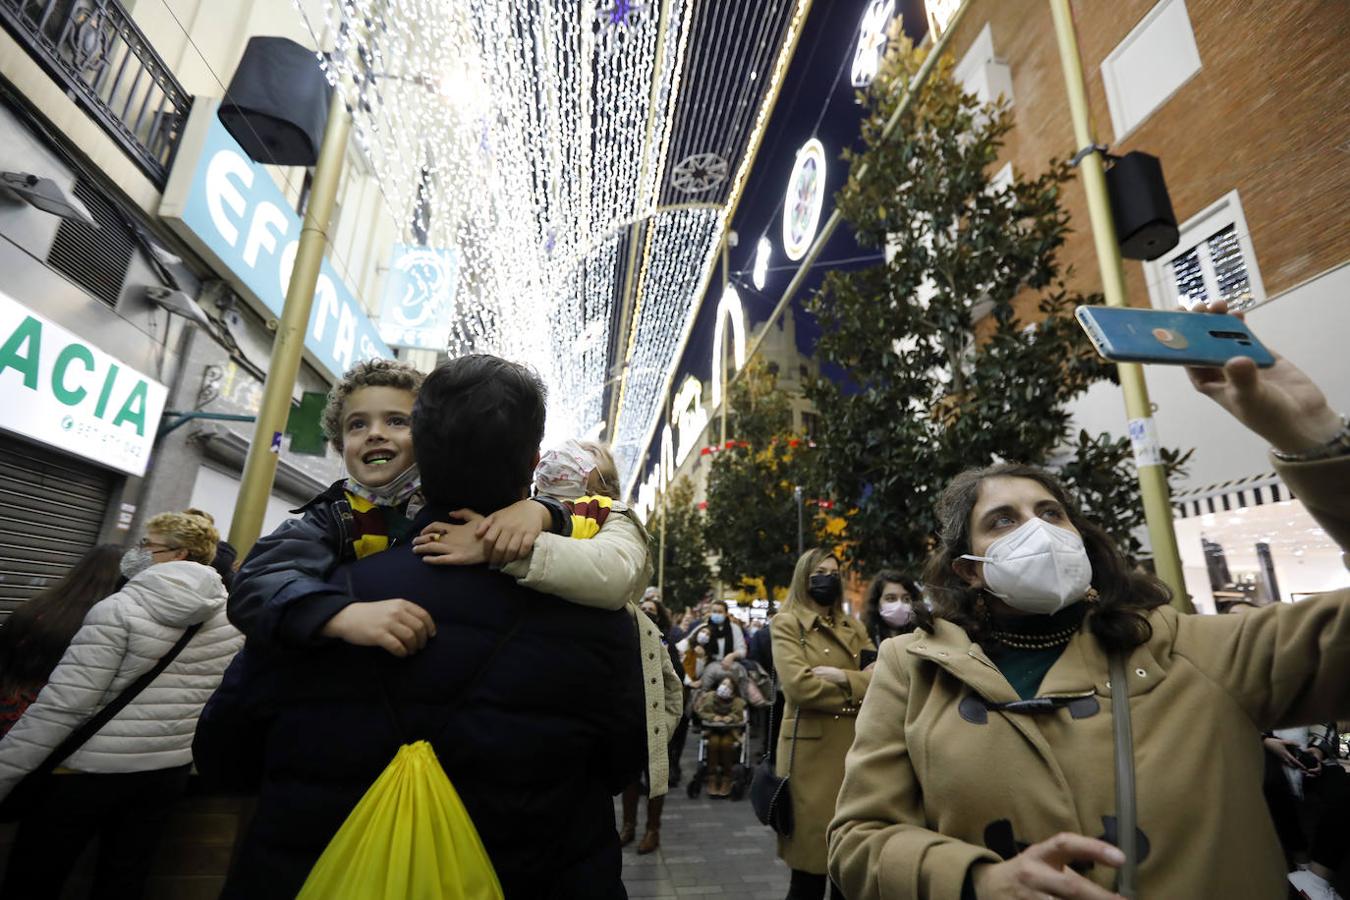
[296,740,503,900]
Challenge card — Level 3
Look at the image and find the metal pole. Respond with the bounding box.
[228,88,350,556]
[795,484,804,558]
[1048,0,1189,611]
[720,237,730,446]
[658,484,667,594]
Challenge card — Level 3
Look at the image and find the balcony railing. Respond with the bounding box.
[0,0,192,188]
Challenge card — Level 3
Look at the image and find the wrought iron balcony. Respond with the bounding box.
[0,0,192,188]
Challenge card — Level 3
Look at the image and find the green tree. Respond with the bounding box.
[704,359,834,600]
[805,30,1186,574]
[655,475,712,613]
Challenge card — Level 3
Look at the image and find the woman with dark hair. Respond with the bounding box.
[829,457,1350,899]
[772,547,874,900]
[0,544,124,737]
[860,569,921,648]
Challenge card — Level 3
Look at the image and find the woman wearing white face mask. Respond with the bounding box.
[0,513,242,899]
[829,461,1350,900]
[860,570,921,647]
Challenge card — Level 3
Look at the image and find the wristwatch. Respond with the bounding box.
[1271,415,1350,463]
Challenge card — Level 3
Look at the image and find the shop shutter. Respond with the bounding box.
[0,436,115,617]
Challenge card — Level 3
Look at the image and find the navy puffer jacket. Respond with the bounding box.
[197,510,646,900]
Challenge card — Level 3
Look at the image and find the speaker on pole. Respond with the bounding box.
[220,37,333,167]
[1106,151,1179,261]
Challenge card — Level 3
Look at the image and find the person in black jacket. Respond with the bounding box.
[196,355,646,900]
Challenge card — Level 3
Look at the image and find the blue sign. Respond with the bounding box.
[378,244,459,349]
[160,100,391,381]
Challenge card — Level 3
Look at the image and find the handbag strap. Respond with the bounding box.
[1108,653,1138,898]
[29,622,202,780]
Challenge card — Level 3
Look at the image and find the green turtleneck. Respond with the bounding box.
[982,603,1086,700]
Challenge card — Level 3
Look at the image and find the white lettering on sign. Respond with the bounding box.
[0,289,167,476]
[243,200,290,268]
[333,299,357,374]
[672,376,708,466]
[206,150,251,246]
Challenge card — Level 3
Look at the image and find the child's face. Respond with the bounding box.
[341,386,415,487]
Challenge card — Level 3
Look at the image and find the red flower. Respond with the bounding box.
[787,438,800,448]
[697,501,708,510]
[700,446,712,456]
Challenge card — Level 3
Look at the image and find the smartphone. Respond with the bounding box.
[1074,305,1276,368]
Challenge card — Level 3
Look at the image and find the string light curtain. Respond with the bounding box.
[301,0,800,475]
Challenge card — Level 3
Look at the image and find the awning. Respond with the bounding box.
[1171,472,1288,520]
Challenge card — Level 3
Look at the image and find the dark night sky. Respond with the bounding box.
[630,0,929,478]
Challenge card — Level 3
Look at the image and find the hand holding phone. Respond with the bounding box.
[1075,305,1276,368]
[1182,300,1342,455]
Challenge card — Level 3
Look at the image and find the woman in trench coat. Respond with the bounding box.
[771,547,874,899]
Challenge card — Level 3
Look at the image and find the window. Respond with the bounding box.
[953,23,1013,107]
[1143,190,1265,311]
[1101,0,1202,139]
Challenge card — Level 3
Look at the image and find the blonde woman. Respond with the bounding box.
[772,547,875,899]
[0,512,242,899]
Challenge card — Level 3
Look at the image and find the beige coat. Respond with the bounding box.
[829,454,1350,899]
[772,602,874,873]
[503,508,683,796]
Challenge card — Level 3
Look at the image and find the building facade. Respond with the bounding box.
[0,0,435,617]
[940,0,1349,609]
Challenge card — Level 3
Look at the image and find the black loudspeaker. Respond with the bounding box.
[1105,151,1178,261]
[219,37,332,167]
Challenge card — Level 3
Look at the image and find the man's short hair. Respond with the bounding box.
[413,354,547,513]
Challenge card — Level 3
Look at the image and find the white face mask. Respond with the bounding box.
[697,632,711,645]
[962,517,1093,615]
[879,599,912,628]
[120,547,155,580]
[716,684,734,700]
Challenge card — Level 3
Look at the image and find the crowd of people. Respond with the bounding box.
[0,302,1342,899]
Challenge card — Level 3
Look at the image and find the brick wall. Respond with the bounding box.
[942,0,1350,313]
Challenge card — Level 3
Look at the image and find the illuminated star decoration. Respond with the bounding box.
[671,152,729,194]
[595,0,647,58]
[851,0,894,88]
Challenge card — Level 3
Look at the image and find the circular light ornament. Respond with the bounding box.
[782,138,827,261]
[851,0,894,88]
[752,237,771,290]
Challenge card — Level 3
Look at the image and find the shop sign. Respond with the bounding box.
[0,289,167,476]
[378,244,459,349]
[159,99,391,381]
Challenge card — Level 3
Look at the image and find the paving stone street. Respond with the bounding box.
[615,730,791,899]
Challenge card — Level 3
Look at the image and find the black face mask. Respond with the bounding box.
[807,572,842,605]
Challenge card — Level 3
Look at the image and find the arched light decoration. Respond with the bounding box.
[782,138,826,261]
[752,236,771,290]
[710,286,747,409]
[851,0,894,88]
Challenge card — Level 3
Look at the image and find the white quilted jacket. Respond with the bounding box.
[0,560,243,797]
